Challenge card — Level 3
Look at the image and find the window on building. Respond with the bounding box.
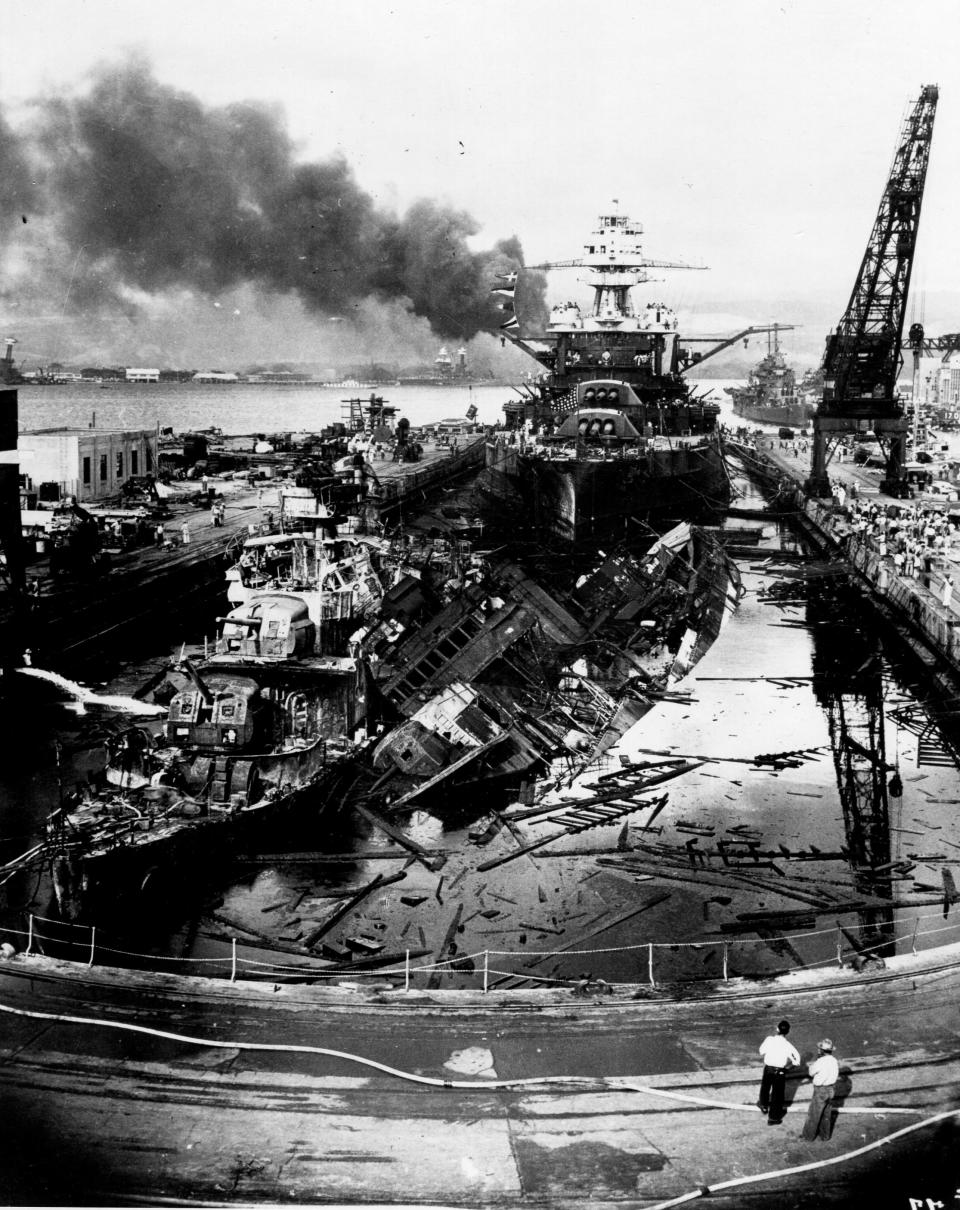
[82,456,91,485]
[99,454,108,482]
[116,451,124,480]
[131,449,139,475]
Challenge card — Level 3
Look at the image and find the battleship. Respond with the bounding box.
[479,208,744,543]
[725,324,815,428]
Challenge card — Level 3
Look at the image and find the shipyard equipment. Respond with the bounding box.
[807,85,938,497]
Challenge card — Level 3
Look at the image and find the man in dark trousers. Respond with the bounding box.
[757,1019,800,1125]
[801,1038,839,1141]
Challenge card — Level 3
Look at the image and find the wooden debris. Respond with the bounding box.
[302,871,405,949]
[353,803,445,871]
[345,936,386,955]
[427,904,465,989]
[520,892,671,970]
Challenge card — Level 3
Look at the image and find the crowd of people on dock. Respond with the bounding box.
[830,494,958,607]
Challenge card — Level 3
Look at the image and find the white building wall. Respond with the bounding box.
[20,429,157,502]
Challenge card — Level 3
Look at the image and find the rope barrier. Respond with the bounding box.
[7,909,958,985]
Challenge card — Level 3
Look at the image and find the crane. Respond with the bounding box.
[807,85,938,498]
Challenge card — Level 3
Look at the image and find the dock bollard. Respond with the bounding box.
[87,926,96,967]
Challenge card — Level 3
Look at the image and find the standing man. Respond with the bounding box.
[801,1039,839,1141]
[758,1019,800,1125]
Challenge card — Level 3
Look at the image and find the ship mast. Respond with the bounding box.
[526,202,707,324]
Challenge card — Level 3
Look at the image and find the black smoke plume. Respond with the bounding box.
[7,59,546,344]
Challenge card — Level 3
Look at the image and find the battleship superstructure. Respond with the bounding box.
[480,208,730,543]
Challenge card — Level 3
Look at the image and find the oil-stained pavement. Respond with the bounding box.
[0,943,958,1207]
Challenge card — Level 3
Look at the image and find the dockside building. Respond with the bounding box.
[19,427,158,504]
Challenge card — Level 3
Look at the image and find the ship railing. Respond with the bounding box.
[5,906,958,990]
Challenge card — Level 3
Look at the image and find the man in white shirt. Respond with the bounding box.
[757,1019,801,1124]
[801,1038,840,1141]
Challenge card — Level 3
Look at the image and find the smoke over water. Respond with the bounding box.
[0,59,546,368]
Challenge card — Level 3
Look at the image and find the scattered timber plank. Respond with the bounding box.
[302,871,405,949]
[754,927,806,968]
[505,762,699,822]
[521,892,671,969]
[201,925,317,960]
[353,803,445,871]
[232,849,441,863]
[720,917,815,934]
[837,923,867,955]
[345,936,385,955]
[325,947,431,973]
[426,904,465,990]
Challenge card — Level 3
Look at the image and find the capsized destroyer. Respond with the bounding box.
[480,207,768,543]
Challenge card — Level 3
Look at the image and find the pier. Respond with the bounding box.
[734,436,960,681]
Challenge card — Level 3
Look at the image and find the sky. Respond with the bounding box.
[2,0,960,368]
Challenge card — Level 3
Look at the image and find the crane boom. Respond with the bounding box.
[822,85,938,411]
[808,85,938,497]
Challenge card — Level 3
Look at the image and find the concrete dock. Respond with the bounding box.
[0,945,957,1206]
[733,437,960,678]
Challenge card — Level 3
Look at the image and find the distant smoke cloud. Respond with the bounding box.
[1,58,546,356]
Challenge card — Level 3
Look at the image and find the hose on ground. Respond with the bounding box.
[0,997,931,1112]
